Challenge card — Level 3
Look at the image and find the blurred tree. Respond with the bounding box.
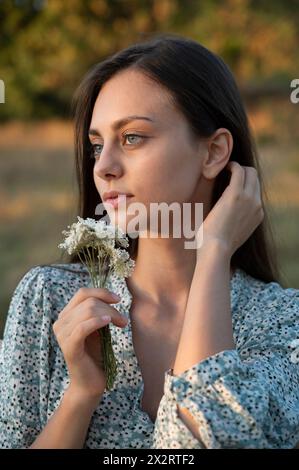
[0,0,298,120]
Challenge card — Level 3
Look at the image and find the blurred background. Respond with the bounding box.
[0,0,299,337]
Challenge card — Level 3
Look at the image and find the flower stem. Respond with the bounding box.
[78,249,118,391]
[98,324,118,391]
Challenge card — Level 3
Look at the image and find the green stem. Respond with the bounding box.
[78,246,118,391]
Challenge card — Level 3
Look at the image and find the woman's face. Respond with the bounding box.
[89,68,212,235]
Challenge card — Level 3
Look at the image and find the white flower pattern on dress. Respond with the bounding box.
[289,338,299,364]
[0,263,299,449]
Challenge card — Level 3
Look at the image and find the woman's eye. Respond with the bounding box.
[91,144,103,157]
[90,134,145,159]
[124,134,144,145]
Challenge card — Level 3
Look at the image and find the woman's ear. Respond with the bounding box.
[201,128,233,180]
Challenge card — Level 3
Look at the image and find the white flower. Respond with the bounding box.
[111,248,135,278]
[289,339,299,348]
[58,216,135,391]
[58,216,134,280]
[289,338,299,364]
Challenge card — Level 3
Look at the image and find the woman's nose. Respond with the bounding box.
[93,147,123,179]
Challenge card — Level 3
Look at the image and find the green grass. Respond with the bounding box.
[0,146,77,336]
[269,205,299,288]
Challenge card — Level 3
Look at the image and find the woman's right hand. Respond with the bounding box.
[52,287,128,400]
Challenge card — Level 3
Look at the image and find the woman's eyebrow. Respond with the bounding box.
[88,115,155,136]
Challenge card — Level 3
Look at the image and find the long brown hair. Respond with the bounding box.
[63,32,280,284]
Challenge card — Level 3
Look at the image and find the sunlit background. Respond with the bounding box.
[1,0,299,336]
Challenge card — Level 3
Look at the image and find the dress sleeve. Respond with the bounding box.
[0,266,51,448]
[152,289,299,449]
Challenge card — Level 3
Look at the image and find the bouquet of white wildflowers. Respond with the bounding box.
[58,216,135,390]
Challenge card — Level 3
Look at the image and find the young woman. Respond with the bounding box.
[0,33,298,449]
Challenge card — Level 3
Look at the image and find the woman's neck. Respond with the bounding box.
[127,236,234,308]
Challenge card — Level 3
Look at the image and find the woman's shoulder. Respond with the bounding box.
[233,268,299,357]
[17,262,90,291]
[235,268,299,314]
[6,263,91,326]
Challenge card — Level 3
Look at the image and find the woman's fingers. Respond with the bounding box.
[59,315,112,369]
[60,287,120,317]
[54,293,128,344]
[226,161,245,192]
[225,162,264,224]
[57,301,127,339]
[243,166,258,190]
[68,315,112,351]
[227,162,261,199]
[242,167,263,213]
[78,297,128,328]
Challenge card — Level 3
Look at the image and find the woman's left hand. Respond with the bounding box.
[197,161,264,258]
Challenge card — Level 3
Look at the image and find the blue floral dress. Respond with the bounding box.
[0,263,299,449]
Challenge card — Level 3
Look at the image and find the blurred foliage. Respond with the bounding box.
[0,0,299,120]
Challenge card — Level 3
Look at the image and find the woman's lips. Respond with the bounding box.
[105,194,133,209]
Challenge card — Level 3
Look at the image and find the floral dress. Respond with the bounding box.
[0,263,299,448]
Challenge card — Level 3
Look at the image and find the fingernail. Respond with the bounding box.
[102,315,111,322]
[111,292,121,301]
